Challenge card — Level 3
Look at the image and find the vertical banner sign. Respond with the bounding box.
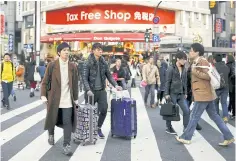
[0,14,4,35]
[8,34,14,52]
[16,1,23,21]
[215,18,223,33]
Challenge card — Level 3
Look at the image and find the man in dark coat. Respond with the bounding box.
[41,42,79,156]
[82,43,122,138]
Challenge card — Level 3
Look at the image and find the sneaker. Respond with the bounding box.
[166,126,177,135]
[151,104,156,108]
[62,144,73,156]
[5,105,10,110]
[48,135,54,145]
[219,138,235,146]
[175,136,191,145]
[98,128,105,139]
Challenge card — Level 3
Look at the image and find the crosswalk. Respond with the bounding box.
[1,87,235,161]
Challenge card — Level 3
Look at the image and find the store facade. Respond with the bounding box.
[21,1,213,59]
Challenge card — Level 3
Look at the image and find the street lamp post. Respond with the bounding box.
[34,1,41,66]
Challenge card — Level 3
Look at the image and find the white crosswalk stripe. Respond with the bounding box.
[0,87,235,161]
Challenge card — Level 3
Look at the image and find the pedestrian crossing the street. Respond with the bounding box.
[0,87,235,161]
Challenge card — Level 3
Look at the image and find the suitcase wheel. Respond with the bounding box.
[82,143,86,146]
[93,140,97,145]
[111,134,114,137]
[134,135,136,139]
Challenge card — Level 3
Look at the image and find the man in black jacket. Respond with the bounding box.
[164,51,190,134]
[213,54,230,122]
[82,43,122,138]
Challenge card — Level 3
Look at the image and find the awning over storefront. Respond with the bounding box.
[41,33,165,43]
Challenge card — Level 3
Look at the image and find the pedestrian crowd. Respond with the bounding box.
[1,42,235,156]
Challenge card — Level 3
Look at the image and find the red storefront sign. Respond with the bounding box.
[46,4,175,25]
[0,14,5,35]
[41,33,166,42]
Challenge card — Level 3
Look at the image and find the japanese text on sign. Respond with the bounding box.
[66,10,154,22]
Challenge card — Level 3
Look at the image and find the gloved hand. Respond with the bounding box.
[115,85,123,91]
[87,90,94,97]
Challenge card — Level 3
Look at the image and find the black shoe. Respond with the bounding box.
[13,95,16,101]
[48,135,55,145]
[166,126,177,135]
[1,99,5,106]
[196,124,202,130]
[30,92,34,97]
[98,128,105,139]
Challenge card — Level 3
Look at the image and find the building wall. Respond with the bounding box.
[1,1,16,54]
[215,1,235,47]
[21,0,213,54]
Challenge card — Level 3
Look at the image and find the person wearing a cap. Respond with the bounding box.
[82,43,122,138]
[41,42,79,156]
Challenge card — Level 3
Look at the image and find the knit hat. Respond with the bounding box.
[57,42,71,55]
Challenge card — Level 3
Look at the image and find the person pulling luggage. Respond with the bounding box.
[82,43,122,139]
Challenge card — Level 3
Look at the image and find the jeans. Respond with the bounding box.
[180,101,233,140]
[11,89,15,96]
[166,94,190,128]
[144,84,155,105]
[215,88,229,118]
[85,90,108,128]
[48,108,73,146]
[1,81,13,106]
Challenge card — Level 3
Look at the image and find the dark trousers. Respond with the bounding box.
[131,78,136,87]
[166,94,190,128]
[85,90,108,128]
[1,81,13,106]
[49,108,73,146]
[228,88,235,116]
[157,91,164,103]
[79,76,83,92]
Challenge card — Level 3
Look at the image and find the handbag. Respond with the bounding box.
[34,66,41,82]
[160,100,179,117]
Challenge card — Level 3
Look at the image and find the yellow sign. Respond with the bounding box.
[209,1,216,8]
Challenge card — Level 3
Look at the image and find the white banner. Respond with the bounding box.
[16,1,23,21]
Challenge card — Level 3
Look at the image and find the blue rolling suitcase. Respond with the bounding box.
[111,97,137,139]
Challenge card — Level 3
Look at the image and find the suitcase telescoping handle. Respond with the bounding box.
[88,95,95,106]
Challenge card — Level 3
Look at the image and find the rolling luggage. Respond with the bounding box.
[111,94,137,139]
[73,96,98,146]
